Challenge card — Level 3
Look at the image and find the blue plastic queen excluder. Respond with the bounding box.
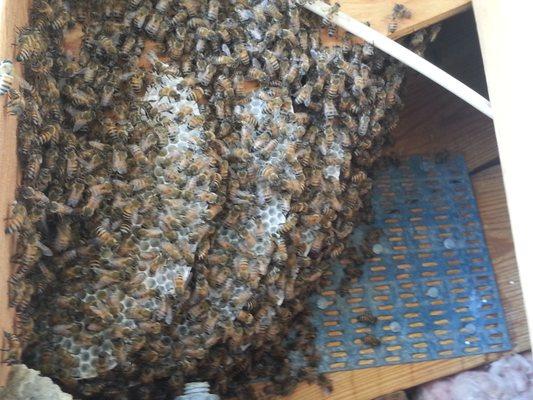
[311,154,511,373]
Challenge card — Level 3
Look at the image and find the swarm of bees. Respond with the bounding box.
[3,0,438,398]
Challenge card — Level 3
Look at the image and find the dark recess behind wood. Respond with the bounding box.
[392,9,498,173]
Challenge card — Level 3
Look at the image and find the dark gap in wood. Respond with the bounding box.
[469,157,501,176]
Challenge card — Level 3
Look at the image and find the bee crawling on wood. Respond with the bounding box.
[389,3,412,33]
[4,201,27,234]
[0,331,23,365]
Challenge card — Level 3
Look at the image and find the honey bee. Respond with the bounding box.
[27,102,43,127]
[16,30,47,62]
[155,0,171,13]
[131,177,151,191]
[393,3,412,19]
[0,60,14,96]
[162,37,183,60]
[326,73,343,99]
[357,311,378,325]
[247,66,268,83]
[95,35,118,57]
[128,0,142,9]
[51,9,72,31]
[194,65,216,88]
[70,109,95,132]
[48,201,74,216]
[1,332,22,364]
[233,43,250,65]
[126,144,147,166]
[388,19,398,34]
[4,202,26,234]
[187,115,205,130]
[213,75,233,98]
[95,224,118,249]
[24,152,43,182]
[112,149,128,174]
[264,3,283,20]
[279,29,298,46]
[294,82,313,106]
[19,186,49,206]
[6,89,26,115]
[290,202,308,213]
[100,84,116,107]
[278,214,296,234]
[194,27,217,43]
[231,148,251,162]
[362,334,381,347]
[263,50,279,74]
[144,13,163,38]
[130,72,145,94]
[283,62,299,85]
[38,123,60,145]
[170,9,188,26]
[187,87,204,102]
[238,112,259,129]
[173,273,188,295]
[261,165,279,182]
[14,233,45,266]
[323,100,338,120]
[362,42,374,57]
[64,85,96,108]
[81,194,102,218]
[236,310,254,325]
[265,98,284,116]
[299,52,311,76]
[340,112,358,132]
[358,113,370,136]
[32,0,54,18]
[282,178,305,195]
[50,221,70,254]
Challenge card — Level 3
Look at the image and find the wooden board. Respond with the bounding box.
[0,0,30,387]
[472,0,533,351]
[337,0,471,39]
[281,11,528,400]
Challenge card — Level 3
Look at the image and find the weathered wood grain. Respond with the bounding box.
[0,0,29,387]
[337,0,471,39]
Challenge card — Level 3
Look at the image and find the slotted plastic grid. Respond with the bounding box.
[311,155,511,373]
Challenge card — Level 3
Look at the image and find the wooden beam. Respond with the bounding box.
[472,0,533,350]
[0,0,29,388]
[337,0,471,39]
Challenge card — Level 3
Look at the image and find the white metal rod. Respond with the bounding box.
[300,0,493,119]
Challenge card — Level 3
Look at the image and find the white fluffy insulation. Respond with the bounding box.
[415,353,533,400]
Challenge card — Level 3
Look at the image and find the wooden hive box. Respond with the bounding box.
[0,1,528,399]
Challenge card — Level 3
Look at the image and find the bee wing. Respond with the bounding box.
[251,57,262,69]
[0,60,14,75]
[309,48,321,61]
[36,240,53,257]
[221,43,231,56]
[236,8,254,22]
